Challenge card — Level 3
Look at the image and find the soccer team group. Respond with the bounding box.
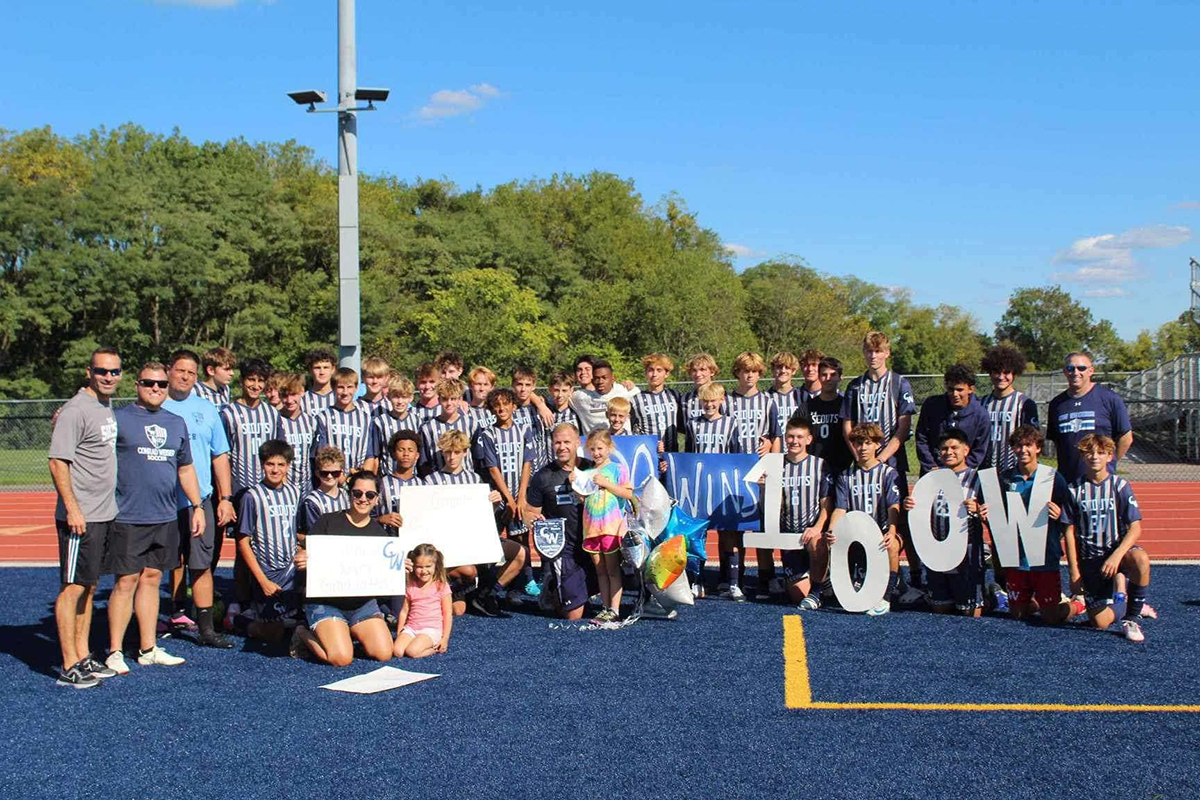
[47,332,1151,689]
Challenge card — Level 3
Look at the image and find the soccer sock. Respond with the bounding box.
[718,551,730,585]
[196,607,215,636]
[1126,582,1147,618]
[886,571,899,598]
[728,551,741,589]
[1111,591,1127,621]
[821,577,833,596]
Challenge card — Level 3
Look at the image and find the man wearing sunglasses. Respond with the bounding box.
[1046,352,1133,482]
[105,363,205,674]
[49,347,122,688]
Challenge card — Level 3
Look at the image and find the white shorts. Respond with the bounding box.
[399,626,442,647]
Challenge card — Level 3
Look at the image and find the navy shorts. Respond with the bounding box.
[305,598,383,629]
[252,564,300,621]
[177,496,220,571]
[57,519,111,586]
[107,521,175,575]
[1079,557,1116,610]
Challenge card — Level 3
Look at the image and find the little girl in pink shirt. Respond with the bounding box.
[393,543,452,658]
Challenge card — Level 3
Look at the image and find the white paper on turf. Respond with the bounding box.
[395,483,503,569]
[305,534,408,598]
[320,666,439,694]
[828,511,890,613]
[907,468,969,573]
[977,464,1053,568]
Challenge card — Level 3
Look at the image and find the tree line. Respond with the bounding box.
[1,124,1195,399]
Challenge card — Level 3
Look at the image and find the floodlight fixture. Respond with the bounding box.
[288,90,328,112]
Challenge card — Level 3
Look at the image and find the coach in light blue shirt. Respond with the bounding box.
[161,349,236,648]
[914,363,992,474]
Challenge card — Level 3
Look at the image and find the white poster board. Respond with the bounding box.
[395,484,503,569]
[305,534,408,598]
[977,465,1053,568]
[907,468,969,573]
[320,666,439,694]
[828,511,890,613]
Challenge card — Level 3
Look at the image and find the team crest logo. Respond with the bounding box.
[532,518,566,559]
[145,424,168,449]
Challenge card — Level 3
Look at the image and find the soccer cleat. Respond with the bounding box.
[523,579,542,598]
[196,630,235,649]
[81,654,117,680]
[1140,602,1158,620]
[641,596,677,620]
[798,595,821,611]
[722,585,746,602]
[866,599,891,616]
[105,650,131,676]
[1122,619,1145,643]
[57,663,100,689]
[897,586,926,607]
[990,585,1009,614]
[137,646,186,666]
[691,582,702,600]
[593,608,617,623]
[469,591,511,619]
[168,611,198,633]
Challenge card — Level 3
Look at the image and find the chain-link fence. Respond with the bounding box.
[7,365,1199,490]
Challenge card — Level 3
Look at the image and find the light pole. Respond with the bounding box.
[288,0,389,374]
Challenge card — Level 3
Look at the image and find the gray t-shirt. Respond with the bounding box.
[48,390,119,522]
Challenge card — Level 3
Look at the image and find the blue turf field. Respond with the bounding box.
[1,565,1198,799]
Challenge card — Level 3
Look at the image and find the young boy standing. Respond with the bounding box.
[193,346,235,407]
[275,373,318,493]
[798,349,824,401]
[359,357,392,416]
[313,367,373,472]
[685,382,743,600]
[777,418,833,608]
[829,423,903,616]
[300,348,337,416]
[1061,434,1151,642]
[915,364,992,475]
[378,430,423,530]
[807,357,851,476]
[467,366,498,428]
[728,352,781,597]
[220,358,281,498]
[631,353,681,463]
[512,365,553,471]
[364,374,420,477]
[980,344,1040,474]
[412,362,443,422]
[678,353,723,426]
[768,351,805,438]
[418,380,479,476]
[548,372,582,432]
[605,397,637,436]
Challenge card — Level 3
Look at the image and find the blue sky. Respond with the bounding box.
[5,1,1197,339]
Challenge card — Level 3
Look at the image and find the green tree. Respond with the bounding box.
[995,285,1109,369]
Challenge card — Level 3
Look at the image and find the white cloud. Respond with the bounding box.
[416,83,502,121]
[1173,201,1200,210]
[723,243,758,259]
[1052,224,1190,284]
[1082,287,1129,298]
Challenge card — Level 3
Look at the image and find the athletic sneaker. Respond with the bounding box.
[1122,619,1145,643]
[722,585,746,603]
[523,579,542,598]
[196,630,235,649]
[798,595,821,611]
[641,596,677,620]
[137,646,186,666]
[691,582,702,600]
[168,611,198,632]
[81,654,117,680]
[991,586,1010,614]
[57,663,99,689]
[866,599,891,616]
[1141,602,1158,620]
[594,608,618,623]
[105,650,130,676]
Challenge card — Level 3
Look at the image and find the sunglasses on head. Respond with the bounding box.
[319,469,343,478]
[350,489,379,500]
[91,367,122,377]
[137,379,169,389]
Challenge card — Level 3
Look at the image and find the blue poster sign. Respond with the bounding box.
[664,453,762,531]
[610,435,661,490]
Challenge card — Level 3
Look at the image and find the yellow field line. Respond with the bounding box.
[782,615,1200,713]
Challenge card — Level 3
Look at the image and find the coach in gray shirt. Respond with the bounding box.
[49,347,121,688]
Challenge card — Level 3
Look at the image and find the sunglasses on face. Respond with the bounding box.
[350,489,379,500]
[137,379,169,389]
[319,470,343,478]
[1064,365,1090,373]
[91,367,122,377]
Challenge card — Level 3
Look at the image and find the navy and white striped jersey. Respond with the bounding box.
[834,462,903,533]
[412,402,443,423]
[840,371,916,471]
[378,473,423,521]
[631,388,681,452]
[237,481,301,572]
[551,405,581,433]
[220,401,281,494]
[727,390,780,455]
[275,412,318,492]
[299,487,348,533]
[466,405,497,430]
[982,391,1040,473]
[685,415,741,454]
[359,395,391,418]
[769,386,805,436]
[512,403,550,472]
[192,381,230,407]
[367,409,422,476]
[314,404,373,471]
[473,424,535,499]
[418,415,479,475]
[1062,474,1142,560]
[425,468,482,486]
[300,389,336,417]
[678,387,726,429]
[781,454,833,533]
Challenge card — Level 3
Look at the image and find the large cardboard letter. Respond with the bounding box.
[907,468,968,573]
[395,484,503,569]
[977,465,1053,568]
[741,454,803,551]
[829,511,890,613]
[306,535,408,598]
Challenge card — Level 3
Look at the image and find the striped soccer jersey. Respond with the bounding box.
[685,414,741,454]
[840,371,916,470]
[299,487,349,533]
[781,454,833,533]
[473,423,535,499]
[412,402,443,423]
[359,395,391,417]
[220,401,281,494]
[981,391,1040,473]
[418,415,480,475]
[512,403,550,472]
[300,389,336,417]
[834,462,903,533]
[551,405,582,432]
[424,468,482,487]
[467,405,497,430]
[192,382,230,407]
[276,412,319,492]
[799,386,822,404]
[768,386,805,438]
[314,403,373,471]
[367,409,422,476]
[678,387,726,430]
[727,390,780,455]
[238,481,301,572]
[378,473,423,523]
[1063,474,1142,560]
[631,388,681,452]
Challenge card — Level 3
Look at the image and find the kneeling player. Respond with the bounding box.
[776,418,833,608]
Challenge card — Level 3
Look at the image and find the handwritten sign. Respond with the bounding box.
[395,483,503,568]
[665,453,762,531]
[610,435,661,489]
[305,534,408,598]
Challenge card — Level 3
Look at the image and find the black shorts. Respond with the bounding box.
[782,548,811,581]
[107,521,176,575]
[57,519,111,586]
[1079,556,1116,610]
[548,532,591,613]
[177,496,220,571]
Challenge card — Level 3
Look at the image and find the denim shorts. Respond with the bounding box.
[304,599,383,630]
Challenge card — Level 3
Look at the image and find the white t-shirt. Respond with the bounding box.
[568,384,641,436]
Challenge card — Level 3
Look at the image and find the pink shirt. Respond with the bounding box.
[406,580,450,632]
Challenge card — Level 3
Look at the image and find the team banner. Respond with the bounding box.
[610,435,661,489]
[664,453,762,531]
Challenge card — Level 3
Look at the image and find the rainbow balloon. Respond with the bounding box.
[644,535,687,590]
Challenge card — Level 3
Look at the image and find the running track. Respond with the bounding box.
[2,484,1197,563]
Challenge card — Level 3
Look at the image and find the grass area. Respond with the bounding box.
[0,449,51,488]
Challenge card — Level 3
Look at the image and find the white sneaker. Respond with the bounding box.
[137,646,186,666]
[798,595,821,611]
[105,650,130,676]
[725,585,746,603]
[1122,619,1145,643]
[691,582,702,600]
[866,599,891,616]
